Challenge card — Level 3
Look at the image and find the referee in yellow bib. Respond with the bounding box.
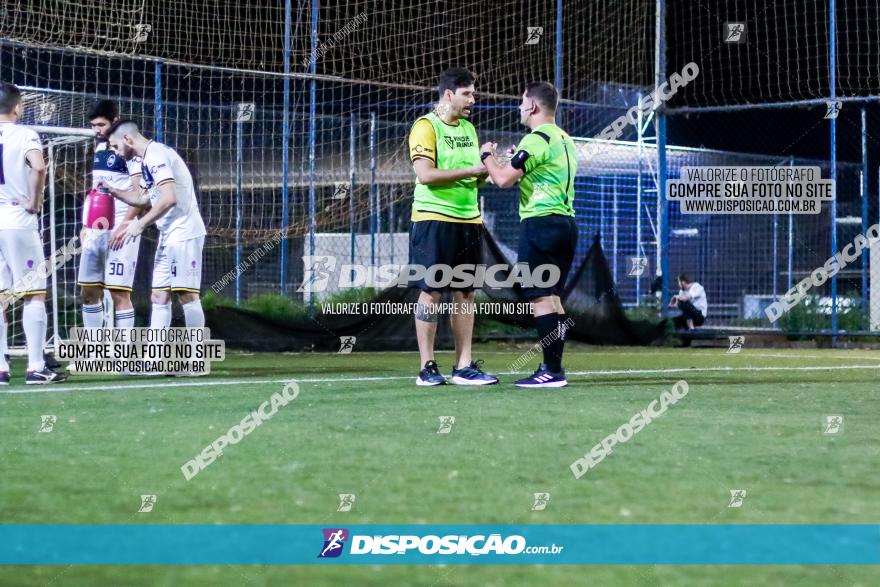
[481,82,578,388]
[408,68,498,386]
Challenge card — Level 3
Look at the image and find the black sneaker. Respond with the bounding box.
[450,360,499,385]
[0,371,9,385]
[26,368,67,385]
[515,363,567,388]
[44,352,61,370]
[416,360,447,386]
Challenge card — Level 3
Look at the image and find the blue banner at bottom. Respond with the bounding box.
[1,525,878,565]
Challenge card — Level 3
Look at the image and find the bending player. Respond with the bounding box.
[103,120,207,330]
[480,81,578,388]
[0,82,65,384]
[408,68,497,386]
[78,100,142,329]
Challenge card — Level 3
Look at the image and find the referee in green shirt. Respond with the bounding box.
[481,81,578,388]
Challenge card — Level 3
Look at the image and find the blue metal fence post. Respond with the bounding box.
[830,0,838,339]
[349,113,357,269]
[369,112,377,266]
[555,0,563,92]
[636,92,643,306]
[280,0,292,295]
[861,107,868,313]
[307,0,319,315]
[787,156,794,303]
[772,212,778,302]
[154,62,163,141]
[655,0,670,307]
[235,116,243,304]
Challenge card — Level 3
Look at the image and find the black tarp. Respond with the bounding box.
[206,229,665,351]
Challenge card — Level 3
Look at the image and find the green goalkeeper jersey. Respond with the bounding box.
[513,123,577,220]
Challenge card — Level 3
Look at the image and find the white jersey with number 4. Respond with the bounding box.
[140,141,206,244]
[0,121,43,230]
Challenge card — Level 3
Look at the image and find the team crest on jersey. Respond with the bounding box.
[444,136,455,148]
[107,153,117,167]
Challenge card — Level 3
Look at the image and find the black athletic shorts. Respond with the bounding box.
[517,214,578,300]
[408,220,483,292]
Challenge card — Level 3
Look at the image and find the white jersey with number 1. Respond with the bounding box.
[0,121,42,230]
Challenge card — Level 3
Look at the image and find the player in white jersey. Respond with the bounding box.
[104,120,207,330]
[78,100,143,330]
[0,82,65,384]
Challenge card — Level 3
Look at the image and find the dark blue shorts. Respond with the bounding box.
[517,214,578,299]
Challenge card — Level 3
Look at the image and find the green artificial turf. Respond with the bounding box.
[1,345,878,585]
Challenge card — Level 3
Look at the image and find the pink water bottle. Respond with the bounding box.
[84,183,114,230]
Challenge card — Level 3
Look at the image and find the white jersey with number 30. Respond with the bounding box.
[140,141,206,244]
[0,121,43,230]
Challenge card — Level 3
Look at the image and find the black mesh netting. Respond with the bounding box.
[206,229,665,351]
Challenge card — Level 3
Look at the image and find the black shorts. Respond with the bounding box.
[408,220,483,292]
[517,214,578,300]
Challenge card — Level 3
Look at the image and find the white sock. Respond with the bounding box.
[150,303,172,328]
[0,315,8,372]
[23,300,47,372]
[115,308,136,328]
[82,303,104,327]
[181,300,205,328]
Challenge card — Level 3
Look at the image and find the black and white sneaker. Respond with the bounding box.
[515,363,567,388]
[416,360,447,386]
[0,371,9,385]
[43,353,61,370]
[450,360,499,385]
[26,368,67,385]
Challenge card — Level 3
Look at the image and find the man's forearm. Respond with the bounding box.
[483,157,518,188]
[418,166,481,186]
[27,170,47,212]
[124,203,141,221]
[137,196,174,228]
[111,187,150,208]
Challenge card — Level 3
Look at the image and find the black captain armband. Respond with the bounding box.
[510,150,530,170]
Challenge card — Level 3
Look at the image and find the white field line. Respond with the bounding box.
[2,363,879,395]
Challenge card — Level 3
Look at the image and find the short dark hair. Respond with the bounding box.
[524,81,559,113]
[677,273,692,284]
[88,99,118,122]
[106,119,140,138]
[0,82,22,116]
[438,68,476,97]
